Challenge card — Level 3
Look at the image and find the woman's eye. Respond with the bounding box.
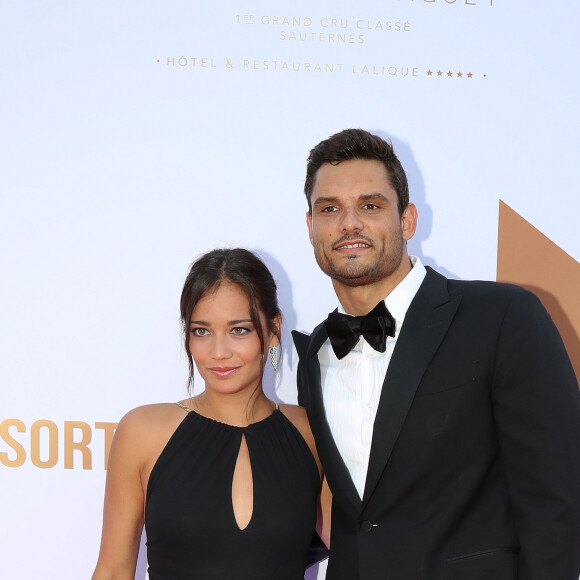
[191,328,208,337]
[231,327,251,335]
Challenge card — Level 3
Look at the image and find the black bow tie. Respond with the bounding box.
[324,301,396,360]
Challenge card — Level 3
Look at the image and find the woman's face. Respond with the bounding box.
[188,281,278,396]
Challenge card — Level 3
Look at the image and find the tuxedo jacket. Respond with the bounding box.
[293,267,580,580]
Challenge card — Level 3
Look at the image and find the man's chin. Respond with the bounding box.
[331,277,370,288]
[329,269,377,287]
[315,254,381,285]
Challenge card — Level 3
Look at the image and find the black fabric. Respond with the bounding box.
[325,300,395,359]
[293,268,580,580]
[145,409,320,580]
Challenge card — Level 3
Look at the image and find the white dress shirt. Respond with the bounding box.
[318,256,427,499]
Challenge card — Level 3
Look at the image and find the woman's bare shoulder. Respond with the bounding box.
[120,402,188,427]
[108,402,192,484]
[278,403,309,429]
[113,402,190,453]
[278,403,322,475]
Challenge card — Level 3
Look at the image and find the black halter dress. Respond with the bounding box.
[145,406,320,580]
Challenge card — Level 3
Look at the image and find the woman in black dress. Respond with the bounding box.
[92,248,330,580]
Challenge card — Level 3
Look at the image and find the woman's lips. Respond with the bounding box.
[208,366,240,378]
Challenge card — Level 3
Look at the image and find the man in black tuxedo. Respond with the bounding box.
[293,129,580,579]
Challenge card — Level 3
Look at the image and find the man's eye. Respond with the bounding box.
[191,328,209,336]
[320,206,338,213]
[363,203,379,210]
[232,327,251,335]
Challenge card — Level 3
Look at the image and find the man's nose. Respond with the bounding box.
[339,206,364,232]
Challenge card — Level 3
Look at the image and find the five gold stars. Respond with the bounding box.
[427,69,480,78]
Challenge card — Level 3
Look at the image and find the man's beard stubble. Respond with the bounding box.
[314,239,404,288]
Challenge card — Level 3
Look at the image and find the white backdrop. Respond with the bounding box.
[1,1,579,578]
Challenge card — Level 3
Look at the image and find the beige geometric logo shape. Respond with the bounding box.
[497,200,580,383]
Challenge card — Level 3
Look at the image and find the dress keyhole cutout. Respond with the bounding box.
[231,434,253,530]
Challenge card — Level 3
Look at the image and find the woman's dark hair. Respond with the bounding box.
[179,248,281,391]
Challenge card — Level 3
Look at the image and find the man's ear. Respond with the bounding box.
[401,202,418,241]
[306,211,314,246]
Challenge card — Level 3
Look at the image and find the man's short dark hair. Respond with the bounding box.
[304,128,409,215]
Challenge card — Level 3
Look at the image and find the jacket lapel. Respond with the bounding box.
[292,325,362,516]
[362,268,461,505]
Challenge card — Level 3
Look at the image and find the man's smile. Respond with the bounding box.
[333,237,373,253]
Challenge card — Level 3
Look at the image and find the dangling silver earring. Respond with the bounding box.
[270,345,279,372]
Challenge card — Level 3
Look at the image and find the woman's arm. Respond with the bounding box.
[316,475,332,549]
[279,404,332,548]
[91,410,148,580]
